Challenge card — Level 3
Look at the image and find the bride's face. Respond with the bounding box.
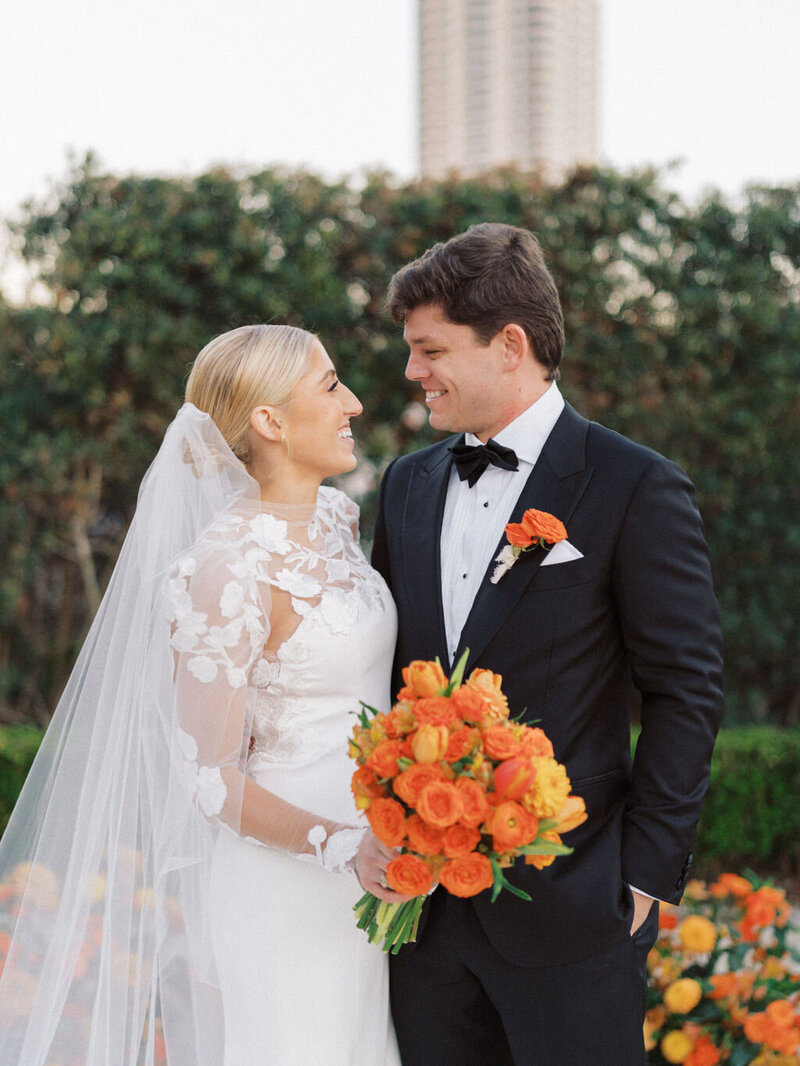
[280,341,363,479]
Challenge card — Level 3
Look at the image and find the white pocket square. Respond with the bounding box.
[540,539,584,567]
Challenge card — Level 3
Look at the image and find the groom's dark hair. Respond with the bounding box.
[386,222,565,381]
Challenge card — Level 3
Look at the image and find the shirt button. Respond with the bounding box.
[462,573,468,579]
[483,501,489,508]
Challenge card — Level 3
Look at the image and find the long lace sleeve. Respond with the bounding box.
[164,534,365,872]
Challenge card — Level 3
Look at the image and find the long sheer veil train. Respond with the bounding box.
[0,404,260,1065]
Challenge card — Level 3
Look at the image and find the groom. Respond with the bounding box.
[370,223,723,1065]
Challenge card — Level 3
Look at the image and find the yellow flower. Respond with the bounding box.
[663,977,703,1014]
[678,914,717,953]
[523,757,571,818]
[661,1029,694,1063]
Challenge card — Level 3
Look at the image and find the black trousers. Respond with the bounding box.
[390,890,658,1066]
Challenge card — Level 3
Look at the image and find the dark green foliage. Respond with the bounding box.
[1,156,798,724]
[0,725,43,830]
[693,728,800,871]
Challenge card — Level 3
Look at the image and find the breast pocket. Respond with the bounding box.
[526,552,596,592]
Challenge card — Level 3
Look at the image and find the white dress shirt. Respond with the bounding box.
[440,382,565,664]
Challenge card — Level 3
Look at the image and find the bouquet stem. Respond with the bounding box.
[353,892,425,954]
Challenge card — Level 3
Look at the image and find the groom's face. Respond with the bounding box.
[403,304,512,441]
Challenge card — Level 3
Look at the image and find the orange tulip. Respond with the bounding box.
[552,794,587,834]
[493,756,537,801]
[411,724,450,764]
[401,660,448,699]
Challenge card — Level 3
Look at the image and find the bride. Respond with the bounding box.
[0,325,404,1065]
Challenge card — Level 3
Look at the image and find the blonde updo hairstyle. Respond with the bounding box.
[185,324,317,465]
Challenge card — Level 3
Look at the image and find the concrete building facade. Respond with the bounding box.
[419,0,597,179]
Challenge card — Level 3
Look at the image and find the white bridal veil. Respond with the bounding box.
[0,404,268,1065]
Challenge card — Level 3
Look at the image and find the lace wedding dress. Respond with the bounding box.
[164,485,400,1066]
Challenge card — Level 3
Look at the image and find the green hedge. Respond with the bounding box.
[0,724,44,833]
[693,727,800,870]
[2,727,800,873]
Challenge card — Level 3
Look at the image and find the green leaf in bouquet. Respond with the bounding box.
[443,648,470,695]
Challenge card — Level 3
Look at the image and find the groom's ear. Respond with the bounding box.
[249,405,284,444]
[498,323,529,371]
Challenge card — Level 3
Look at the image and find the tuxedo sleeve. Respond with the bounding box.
[613,455,723,904]
[371,457,398,592]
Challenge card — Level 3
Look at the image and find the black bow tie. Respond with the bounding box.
[450,438,519,487]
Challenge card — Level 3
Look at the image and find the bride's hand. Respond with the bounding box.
[355,830,414,902]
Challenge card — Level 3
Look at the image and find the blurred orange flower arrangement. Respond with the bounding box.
[348,651,585,953]
[645,872,800,1065]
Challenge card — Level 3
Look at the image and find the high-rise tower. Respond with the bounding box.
[419,0,597,179]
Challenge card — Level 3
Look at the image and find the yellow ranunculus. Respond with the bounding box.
[663,977,703,1014]
[523,757,571,818]
[678,914,717,953]
[661,1028,694,1063]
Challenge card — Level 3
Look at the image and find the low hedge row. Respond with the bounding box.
[1,726,799,874]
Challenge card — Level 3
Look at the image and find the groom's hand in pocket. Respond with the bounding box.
[629,889,655,935]
[355,831,414,902]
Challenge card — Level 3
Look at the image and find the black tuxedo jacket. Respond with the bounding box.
[372,403,723,967]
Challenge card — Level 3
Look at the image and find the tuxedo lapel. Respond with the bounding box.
[454,405,593,670]
[399,439,454,664]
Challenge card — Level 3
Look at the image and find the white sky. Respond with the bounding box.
[1,0,799,226]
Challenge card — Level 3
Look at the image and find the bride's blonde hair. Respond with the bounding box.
[185,324,317,463]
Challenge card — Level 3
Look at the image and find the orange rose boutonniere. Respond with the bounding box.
[490,508,567,584]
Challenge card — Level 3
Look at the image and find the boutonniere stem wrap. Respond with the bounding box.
[491,508,567,584]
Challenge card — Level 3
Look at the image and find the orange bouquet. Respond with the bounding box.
[349,651,586,953]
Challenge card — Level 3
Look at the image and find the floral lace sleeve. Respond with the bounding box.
[162,527,366,872]
[164,544,266,830]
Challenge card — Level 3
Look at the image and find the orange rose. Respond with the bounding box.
[481,724,521,761]
[416,781,464,829]
[393,763,448,807]
[367,797,407,847]
[710,872,752,898]
[445,726,480,762]
[552,794,588,834]
[454,776,491,828]
[411,723,450,764]
[684,1034,721,1066]
[413,697,458,728]
[405,814,445,856]
[442,823,482,859]
[386,853,432,896]
[765,1000,795,1029]
[451,687,486,723]
[485,801,538,853]
[517,726,554,758]
[439,853,494,898]
[401,660,448,699]
[493,756,536,800]
[350,766,385,810]
[366,739,405,779]
[524,829,561,869]
[659,907,679,931]
[504,508,566,548]
[708,973,737,1001]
